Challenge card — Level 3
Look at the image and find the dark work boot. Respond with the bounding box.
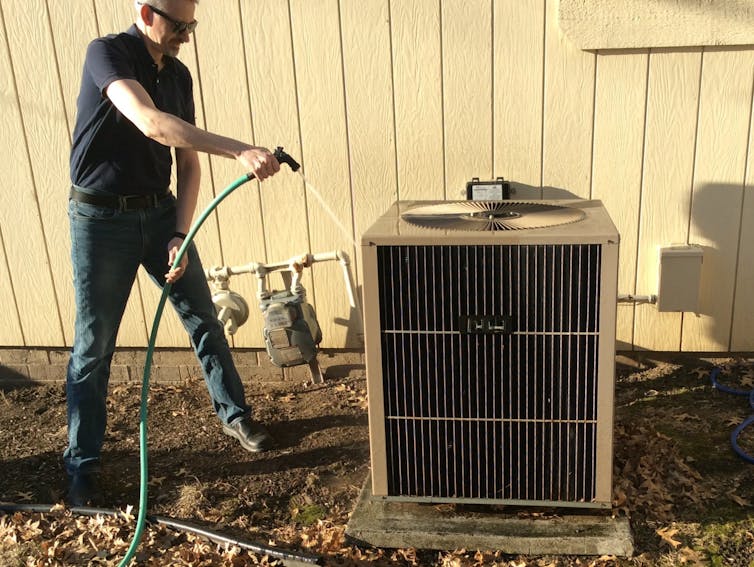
[222,418,274,453]
[67,470,101,507]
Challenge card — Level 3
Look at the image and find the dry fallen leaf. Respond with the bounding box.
[678,545,707,565]
[690,367,710,379]
[673,413,700,422]
[727,492,752,507]
[656,526,682,548]
[726,417,743,427]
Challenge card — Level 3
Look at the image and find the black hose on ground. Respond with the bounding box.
[0,503,322,567]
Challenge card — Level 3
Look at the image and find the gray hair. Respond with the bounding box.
[139,0,198,12]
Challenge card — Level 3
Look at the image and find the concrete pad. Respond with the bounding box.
[346,477,634,557]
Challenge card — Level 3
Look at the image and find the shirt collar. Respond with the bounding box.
[126,24,175,73]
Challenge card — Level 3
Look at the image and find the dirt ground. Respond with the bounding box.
[1,353,754,566]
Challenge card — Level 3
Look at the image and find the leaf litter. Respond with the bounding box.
[1,356,754,565]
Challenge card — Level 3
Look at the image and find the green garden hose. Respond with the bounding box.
[118,147,300,566]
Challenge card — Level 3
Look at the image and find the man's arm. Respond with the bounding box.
[174,147,201,235]
[106,78,280,180]
[164,146,201,284]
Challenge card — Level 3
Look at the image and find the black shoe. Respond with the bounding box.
[222,418,274,453]
[67,471,100,507]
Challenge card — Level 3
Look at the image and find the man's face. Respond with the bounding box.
[146,1,197,57]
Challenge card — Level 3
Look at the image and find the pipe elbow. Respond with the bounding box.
[334,249,350,265]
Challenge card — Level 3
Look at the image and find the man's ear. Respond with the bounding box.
[136,2,154,25]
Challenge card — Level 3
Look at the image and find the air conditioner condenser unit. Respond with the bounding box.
[360,200,620,508]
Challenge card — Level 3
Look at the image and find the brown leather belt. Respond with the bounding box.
[69,186,171,211]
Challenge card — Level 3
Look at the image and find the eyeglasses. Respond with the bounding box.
[142,3,198,34]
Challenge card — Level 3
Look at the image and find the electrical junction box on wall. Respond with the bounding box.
[656,245,703,313]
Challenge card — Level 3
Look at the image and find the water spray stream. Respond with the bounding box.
[297,172,357,249]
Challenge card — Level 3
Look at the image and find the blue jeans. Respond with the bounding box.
[64,191,250,474]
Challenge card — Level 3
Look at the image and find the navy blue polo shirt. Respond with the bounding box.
[70,25,196,196]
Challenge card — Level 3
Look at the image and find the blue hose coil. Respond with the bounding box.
[710,367,754,465]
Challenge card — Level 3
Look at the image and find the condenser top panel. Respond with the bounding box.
[362,199,620,246]
[402,201,585,231]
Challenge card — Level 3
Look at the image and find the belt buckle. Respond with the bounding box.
[119,194,156,211]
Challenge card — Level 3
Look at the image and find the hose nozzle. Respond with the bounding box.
[273,146,301,172]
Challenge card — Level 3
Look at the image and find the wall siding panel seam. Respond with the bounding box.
[335,0,358,251]
[728,70,754,350]
[686,50,706,244]
[438,0,447,200]
[44,0,72,143]
[539,0,547,192]
[0,4,25,347]
[92,0,101,37]
[287,0,314,261]
[589,53,598,201]
[731,64,754,350]
[387,0,401,203]
[0,226,24,345]
[632,51,651,302]
[489,0,494,180]
[728,126,754,349]
[191,31,228,266]
[633,49,701,350]
[289,0,357,346]
[235,0,269,265]
[243,0,310,277]
[40,0,73,341]
[628,51,652,349]
[686,48,754,351]
[678,50,704,351]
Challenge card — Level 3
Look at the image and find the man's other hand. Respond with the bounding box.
[165,236,188,283]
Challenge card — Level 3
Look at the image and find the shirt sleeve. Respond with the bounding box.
[85,37,135,96]
[183,69,196,126]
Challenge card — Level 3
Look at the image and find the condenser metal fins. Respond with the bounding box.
[401,201,586,231]
[361,200,619,509]
[378,244,599,503]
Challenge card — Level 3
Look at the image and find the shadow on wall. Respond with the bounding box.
[689,182,748,350]
[0,365,38,389]
[334,283,365,350]
[503,181,582,201]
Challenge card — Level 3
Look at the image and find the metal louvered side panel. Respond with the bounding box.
[375,244,604,505]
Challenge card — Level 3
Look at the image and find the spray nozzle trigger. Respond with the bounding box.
[273,146,301,172]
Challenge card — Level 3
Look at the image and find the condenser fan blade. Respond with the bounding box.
[402,201,585,231]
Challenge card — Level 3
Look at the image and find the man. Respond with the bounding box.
[66,0,278,506]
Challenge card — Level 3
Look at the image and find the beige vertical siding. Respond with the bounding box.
[733,105,754,350]
[2,0,754,353]
[542,0,594,200]
[392,0,444,200]
[492,1,544,195]
[340,0,397,336]
[1,1,66,346]
[634,50,701,351]
[592,51,647,349]
[684,49,754,351]
[242,0,313,346]
[289,0,355,347]
[442,0,492,198]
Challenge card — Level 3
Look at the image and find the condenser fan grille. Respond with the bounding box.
[402,201,585,231]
